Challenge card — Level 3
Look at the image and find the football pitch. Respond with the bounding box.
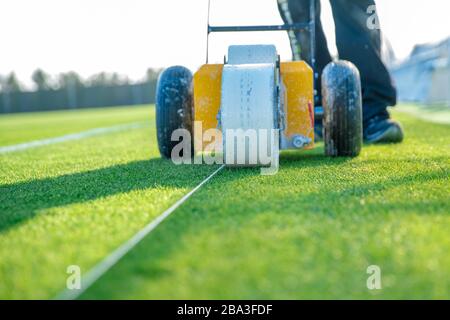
[0,104,449,299]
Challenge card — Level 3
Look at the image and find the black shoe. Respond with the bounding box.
[364,114,404,144]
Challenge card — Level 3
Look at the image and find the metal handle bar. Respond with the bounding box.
[208,23,311,34]
[205,0,316,68]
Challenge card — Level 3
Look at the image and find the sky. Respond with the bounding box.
[0,0,449,87]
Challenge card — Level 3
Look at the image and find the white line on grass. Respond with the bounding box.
[397,105,450,125]
[56,164,225,300]
[0,122,147,154]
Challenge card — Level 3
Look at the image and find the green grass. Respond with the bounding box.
[0,104,449,299]
[0,105,151,145]
[0,105,218,299]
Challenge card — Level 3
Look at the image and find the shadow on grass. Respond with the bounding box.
[0,158,217,234]
[0,149,337,235]
[80,155,448,299]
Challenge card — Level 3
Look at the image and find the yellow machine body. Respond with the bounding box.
[193,61,314,153]
[280,61,314,148]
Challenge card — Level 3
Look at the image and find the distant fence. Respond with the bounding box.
[0,81,157,114]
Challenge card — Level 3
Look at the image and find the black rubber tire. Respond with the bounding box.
[321,60,363,157]
[156,66,193,159]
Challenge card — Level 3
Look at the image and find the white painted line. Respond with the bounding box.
[0,122,147,154]
[397,106,450,125]
[56,164,225,300]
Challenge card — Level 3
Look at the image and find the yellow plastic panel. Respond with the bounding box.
[193,64,223,152]
[280,61,314,148]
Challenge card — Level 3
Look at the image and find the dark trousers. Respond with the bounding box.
[278,0,397,121]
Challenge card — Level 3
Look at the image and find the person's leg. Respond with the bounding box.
[277,0,332,97]
[330,0,403,143]
[330,0,396,122]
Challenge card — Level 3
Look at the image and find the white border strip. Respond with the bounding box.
[56,165,225,300]
[396,106,450,125]
[0,122,146,154]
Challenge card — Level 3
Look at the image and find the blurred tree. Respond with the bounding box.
[1,72,23,92]
[87,72,129,87]
[57,71,84,90]
[32,69,52,91]
[0,73,21,112]
[145,68,162,83]
[57,72,84,109]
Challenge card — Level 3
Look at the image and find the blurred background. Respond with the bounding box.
[0,0,449,114]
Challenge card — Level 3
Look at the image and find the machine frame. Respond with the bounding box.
[155,0,363,163]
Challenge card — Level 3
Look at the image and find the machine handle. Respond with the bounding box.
[208,23,311,34]
[205,0,316,79]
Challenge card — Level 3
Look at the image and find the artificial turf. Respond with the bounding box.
[0,105,217,299]
[0,104,449,299]
[0,105,150,145]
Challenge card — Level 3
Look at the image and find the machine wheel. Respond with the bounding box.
[156,66,193,159]
[321,60,363,157]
